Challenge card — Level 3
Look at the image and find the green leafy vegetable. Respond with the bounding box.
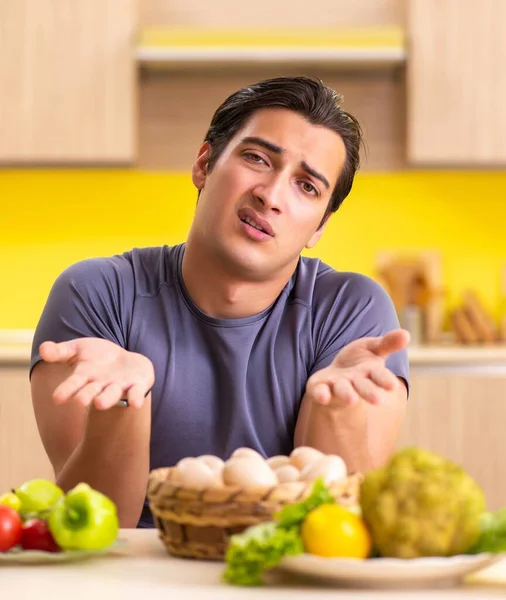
[223,522,304,586]
[468,508,506,554]
[223,478,336,586]
[275,478,335,528]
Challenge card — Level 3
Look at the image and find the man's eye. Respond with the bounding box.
[300,181,317,195]
[244,152,265,164]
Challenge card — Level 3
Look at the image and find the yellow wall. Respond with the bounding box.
[1,170,506,329]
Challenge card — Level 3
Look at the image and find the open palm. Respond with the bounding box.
[39,337,155,409]
[306,329,410,408]
[334,329,410,369]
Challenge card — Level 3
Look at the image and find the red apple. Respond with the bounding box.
[0,505,22,552]
[21,519,61,552]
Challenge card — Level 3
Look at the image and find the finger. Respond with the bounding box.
[53,373,90,404]
[39,340,79,363]
[305,368,331,386]
[369,365,399,391]
[71,381,109,407]
[307,382,332,405]
[352,377,384,405]
[126,384,146,409]
[366,329,410,359]
[330,378,360,406]
[93,383,124,410]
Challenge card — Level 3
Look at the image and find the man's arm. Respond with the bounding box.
[294,379,407,473]
[294,329,410,474]
[31,339,154,528]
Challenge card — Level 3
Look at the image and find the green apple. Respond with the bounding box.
[15,479,64,516]
[0,492,22,512]
[48,483,119,551]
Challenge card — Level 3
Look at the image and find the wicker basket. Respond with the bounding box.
[147,466,362,560]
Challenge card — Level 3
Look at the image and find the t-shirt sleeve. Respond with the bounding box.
[30,255,135,378]
[309,273,410,393]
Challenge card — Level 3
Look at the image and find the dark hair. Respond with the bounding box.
[203,76,363,223]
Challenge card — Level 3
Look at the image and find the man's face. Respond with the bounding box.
[191,107,347,280]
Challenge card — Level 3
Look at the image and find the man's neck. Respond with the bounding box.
[181,239,296,319]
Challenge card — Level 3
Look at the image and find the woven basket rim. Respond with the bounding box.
[147,465,362,507]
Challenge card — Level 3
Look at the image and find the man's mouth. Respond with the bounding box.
[241,215,267,233]
[238,208,274,237]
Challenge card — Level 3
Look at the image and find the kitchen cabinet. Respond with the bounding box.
[137,0,407,171]
[397,368,506,510]
[140,0,404,30]
[407,0,506,165]
[139,70,406,171]
[0,0,136,164]
[0,364,54,492]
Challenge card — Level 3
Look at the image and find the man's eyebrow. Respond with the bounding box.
[301,161,330,190]
[241,136,331,190]
[240,136,283,154]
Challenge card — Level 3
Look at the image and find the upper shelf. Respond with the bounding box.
[136,26,407,70]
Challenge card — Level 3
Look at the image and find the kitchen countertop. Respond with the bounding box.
[2,332,506,367]
[2,529,506,599]
[0,341,33,364]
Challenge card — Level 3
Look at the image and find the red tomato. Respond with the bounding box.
[21,519,61,552]
[0,505,22,552]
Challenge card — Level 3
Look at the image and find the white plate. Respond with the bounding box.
[0,539,124,565]
[277,553,505,589]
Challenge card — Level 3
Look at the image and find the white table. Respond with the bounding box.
[2,529,506,600]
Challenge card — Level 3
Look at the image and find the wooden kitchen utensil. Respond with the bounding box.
[377,259,426,310]
[499,267,506,342]
[376,251,445,344]
[451,307,480,344]
[462,290,497,343]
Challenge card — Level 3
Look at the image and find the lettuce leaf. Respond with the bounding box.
[223,522,303,586]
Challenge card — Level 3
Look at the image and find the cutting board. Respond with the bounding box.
[375,250,444,343]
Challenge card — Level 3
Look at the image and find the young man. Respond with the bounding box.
[30,76,410,528]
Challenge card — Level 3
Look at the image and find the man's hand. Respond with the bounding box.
[39,338,155,410]
[305,329,410,409]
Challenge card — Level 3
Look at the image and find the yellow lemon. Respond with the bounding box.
[301,504,372,558]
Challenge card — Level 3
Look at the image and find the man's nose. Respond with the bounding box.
[252,175,285,213]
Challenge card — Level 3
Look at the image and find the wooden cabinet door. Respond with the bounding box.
[0,365,54,491]
[397,369,506,510]
[0,0,136,164]
[407,0,506,165]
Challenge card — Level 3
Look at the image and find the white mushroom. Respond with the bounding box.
[176,457,223,489]
[289,446,324,470]
[230,447,266,462]
[299,455,347,484]
[198,455,225,473]
[274,464,300,483]
[267,455,290,469]
[223,457,278,488]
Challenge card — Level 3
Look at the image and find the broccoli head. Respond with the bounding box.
[360,447,486,558]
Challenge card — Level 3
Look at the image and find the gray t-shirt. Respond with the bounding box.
[30,243,409,527]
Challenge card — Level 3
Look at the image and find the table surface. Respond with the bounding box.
[2,529,506,600]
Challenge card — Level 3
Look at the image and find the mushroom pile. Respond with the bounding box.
[171,446,347,490]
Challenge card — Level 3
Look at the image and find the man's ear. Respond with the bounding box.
[191,142,211,190]
[305,214,331,249]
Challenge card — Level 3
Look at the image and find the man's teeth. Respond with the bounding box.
[242,216,265,232]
